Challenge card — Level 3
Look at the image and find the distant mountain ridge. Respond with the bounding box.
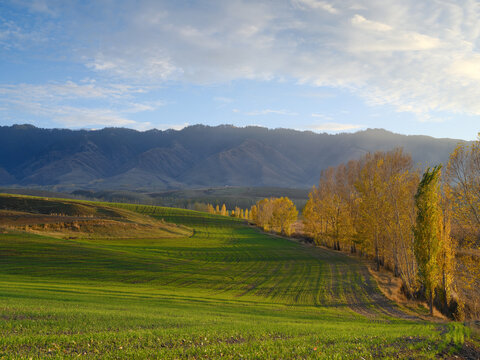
[0,124,465,190]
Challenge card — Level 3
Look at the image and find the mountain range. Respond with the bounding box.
[0,124,465,190]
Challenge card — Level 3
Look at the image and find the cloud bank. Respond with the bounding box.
[4,0,480,125]
[0,81,161,129]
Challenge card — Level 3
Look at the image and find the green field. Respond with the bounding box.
[0,198,475,359]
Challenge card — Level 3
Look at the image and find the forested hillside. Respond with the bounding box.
[0,124,464,190]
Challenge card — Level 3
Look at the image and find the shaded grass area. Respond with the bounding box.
[0,193,192,240]
[0,198,474,358]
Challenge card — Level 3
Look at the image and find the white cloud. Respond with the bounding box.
[245,109,298,116]
[66,0,480,120]
[0,81,145,100]
[294,0,338,14]
[351,14,392,32]
[154,122,190,131]
[347,14,441,52]
[86,54,180,82]
[6,0,480,123]
[0,81,162,129]
[309,122,364,131]
[53,108,138,128]
[449,55,480,81]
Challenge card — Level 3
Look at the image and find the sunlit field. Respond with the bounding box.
[0,200,472,359]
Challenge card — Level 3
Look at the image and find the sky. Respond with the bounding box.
[1,1,480,140]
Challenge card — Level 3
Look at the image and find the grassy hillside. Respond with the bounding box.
[0,193,192,239]
[0,195,476,358]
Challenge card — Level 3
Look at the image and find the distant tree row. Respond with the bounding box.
[303,142,480,319]
[206,198,299,237]
[205,203,251,220]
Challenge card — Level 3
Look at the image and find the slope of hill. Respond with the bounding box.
[0,193,192,239]
[0,195,476,358]
[0,124,464,190]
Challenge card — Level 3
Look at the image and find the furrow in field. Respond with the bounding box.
[310,246,419,320]
[118,204,418,321]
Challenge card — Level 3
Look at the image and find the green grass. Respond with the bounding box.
[0,199,473,358]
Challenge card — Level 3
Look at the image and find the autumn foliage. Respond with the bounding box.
[250,197,298,236]
[303,146,479,319]
[207,198,298,236]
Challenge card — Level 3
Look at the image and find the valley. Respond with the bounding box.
[0,194,476,358]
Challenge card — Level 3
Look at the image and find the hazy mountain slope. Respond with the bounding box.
[182,139,307,187]
[0,124,464,190]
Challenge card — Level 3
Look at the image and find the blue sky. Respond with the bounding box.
[1,0,479,140]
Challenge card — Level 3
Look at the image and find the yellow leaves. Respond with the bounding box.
[304,148,422,294]
[414,166,449,314]
[251,197,298,236]
[206,204,215,214]
[446,139,480,246]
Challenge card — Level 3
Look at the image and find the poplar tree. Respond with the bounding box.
[437,187,455,314]
[250,205,258,222]
[355,152,389,271]
[303,186,324,245]
[414,165,442,316]
[445,135,480,318]
[220,204,227,216]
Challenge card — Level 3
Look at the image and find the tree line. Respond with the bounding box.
[202,139,479,319]
[205,198,299,237]
[205,203,251,220]
[303,139,480,319]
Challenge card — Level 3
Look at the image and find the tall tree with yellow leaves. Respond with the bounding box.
[303,186,324,246]
[271,197,298,236]
[206,204,215,214]
[437,185,456,315]
[414,165,443,316]
[255,198,274,231]
[355,152,390,271]
[250,205,258,223]
[445,139,480,244]
[445,136,480,319]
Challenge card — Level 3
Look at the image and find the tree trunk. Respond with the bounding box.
[429,293,434,316]
[442,270,448,314]
[394,264,400,277]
